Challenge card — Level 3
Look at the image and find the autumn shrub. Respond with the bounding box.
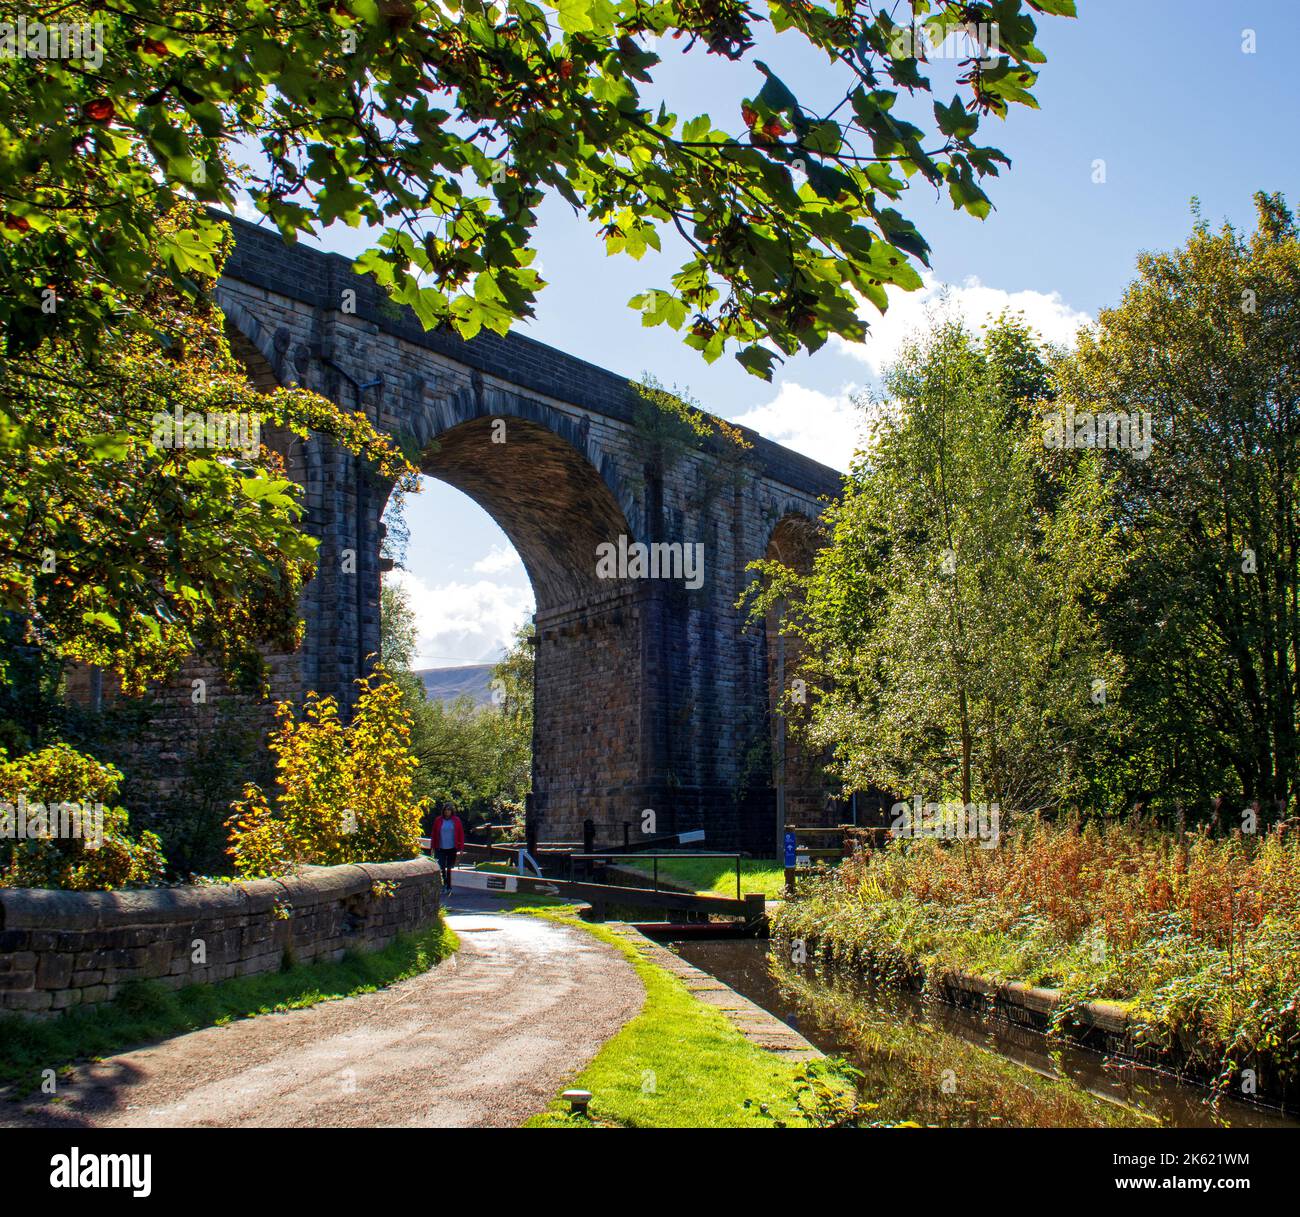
[0,743,165,890]
[226,665,424,878]
[774,817,1300,1099]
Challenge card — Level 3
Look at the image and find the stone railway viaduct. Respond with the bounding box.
[124,217,843,854]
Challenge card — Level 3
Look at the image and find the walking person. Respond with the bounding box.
[433,801,464,892]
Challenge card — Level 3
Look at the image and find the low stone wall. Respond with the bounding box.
[0,858,441,1019]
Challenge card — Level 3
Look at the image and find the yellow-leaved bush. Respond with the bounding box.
[0,743,166,890]
[226,664,424,878]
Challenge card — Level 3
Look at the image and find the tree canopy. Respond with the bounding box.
[2,0,1075,379]
[0,211,409,693]
[1055,193,1300,814]
[750,315,1118,814]
[757,196,1300,826]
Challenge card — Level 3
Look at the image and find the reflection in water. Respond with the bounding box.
[671,938,1298,1129]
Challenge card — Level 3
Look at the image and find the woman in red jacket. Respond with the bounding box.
[432,801,465,891]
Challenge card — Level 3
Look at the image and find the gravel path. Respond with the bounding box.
[1,910,644,1128]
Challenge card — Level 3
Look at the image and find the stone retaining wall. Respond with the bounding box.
[0,858,441,1019]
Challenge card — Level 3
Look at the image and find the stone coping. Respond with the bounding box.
[781,931,1134,1035]
[0,857,436,931]
[942,968,1132,1034]
[609,925,821,1062]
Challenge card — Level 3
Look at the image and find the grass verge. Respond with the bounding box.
[618,857,789,899]
[0,918,458,1095]
[520,907,850,1127]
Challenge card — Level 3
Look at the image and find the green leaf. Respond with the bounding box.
[946,162,992,219]
[87,433,131,460]
[241,476,293,502]
[805,161,856,202]
[682,115,713,142]
[934,95,978,140]
[736,345,778,380]
[81,610,122,634]
[755,61,798,113]
[557,0,616,35]
[801,121,844,156]
[166,228,218,276]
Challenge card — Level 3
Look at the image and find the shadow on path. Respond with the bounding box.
[1,911,643,1129]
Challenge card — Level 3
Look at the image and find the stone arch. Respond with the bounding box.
[418,414,634,612]
[764,509,821,569]
[215,287,295,388]
[400,382,645,553]
[74,231,847,854]
[378,405,647,840]
[223,315,281,393]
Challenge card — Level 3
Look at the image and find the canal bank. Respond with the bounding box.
[521,908,855,1127]
[668,936,1300,1129]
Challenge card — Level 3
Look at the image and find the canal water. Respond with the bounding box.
[671,937,1299,1129]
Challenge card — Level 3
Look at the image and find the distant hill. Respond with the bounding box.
[414,665,495,707]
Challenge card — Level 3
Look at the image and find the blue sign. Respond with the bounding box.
[783,831,797,868]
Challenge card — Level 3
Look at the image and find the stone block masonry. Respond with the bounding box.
[67,214,847,856]
[212,218,845,853]
[0,857,441,1019]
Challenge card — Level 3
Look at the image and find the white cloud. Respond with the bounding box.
[731,382,866,473]
[472,544,524,576]
[731,274,1092,473]
[386,567,533,668]
[835,271,1093,378]
[231,194,263,225]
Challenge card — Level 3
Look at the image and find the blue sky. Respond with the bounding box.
[274,0,1298,666]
